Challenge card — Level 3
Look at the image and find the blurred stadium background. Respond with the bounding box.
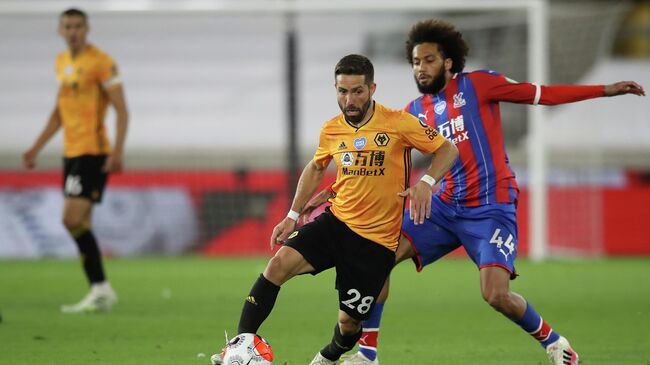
[1,0,649,260]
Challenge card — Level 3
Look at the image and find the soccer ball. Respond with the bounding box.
[222,333,274,365]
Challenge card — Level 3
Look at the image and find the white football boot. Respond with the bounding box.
[546,336,579,365]
[210,330,229,365]
[340,352,378,365]
[309,352,337,365]
[210,352,223,365]
[61,282,117,314]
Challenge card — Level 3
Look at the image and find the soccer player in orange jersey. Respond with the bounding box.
[211,54,458,365]
[23,8,129,314]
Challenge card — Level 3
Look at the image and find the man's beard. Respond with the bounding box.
[342,98,373,124]
[415,65,447,95]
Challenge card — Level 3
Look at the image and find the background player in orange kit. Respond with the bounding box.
[23,8,129,314]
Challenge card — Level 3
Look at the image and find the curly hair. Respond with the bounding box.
[405,19,469,73]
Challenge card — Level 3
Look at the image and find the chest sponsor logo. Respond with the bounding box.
[437,115,469,145]
[453,92,466,108]
[374,133,389,147]
[434,100,447,115]
[353,137,366,150]
[340,151,386,177]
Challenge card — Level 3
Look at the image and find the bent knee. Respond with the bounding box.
[264,255,289,282]
[263,248,308,285]
[62,216,86,232]
[482,289,510,310]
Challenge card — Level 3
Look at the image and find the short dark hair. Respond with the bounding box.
[405,19,468,73]
[60,8,88,22]
[334,54,374,85]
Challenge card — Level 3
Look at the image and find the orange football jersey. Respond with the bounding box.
[55,44,121,157]
[313,102,446,251]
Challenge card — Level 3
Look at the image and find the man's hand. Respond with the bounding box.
[103,152,124,173]
[298,188,335,225]
[270,217,297,250]
[398,181,432,225]
[604,81,645,97]
[22,149,37,169]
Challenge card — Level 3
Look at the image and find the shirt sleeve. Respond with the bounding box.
[470,71,604,105]
[96,54,122,90]
[397,112,446,154]
[312,126,333,169]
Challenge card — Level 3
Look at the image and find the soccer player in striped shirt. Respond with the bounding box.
[304,19,644,365]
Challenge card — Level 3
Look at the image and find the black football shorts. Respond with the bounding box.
[285,208,395,320]
[63,155,109,203]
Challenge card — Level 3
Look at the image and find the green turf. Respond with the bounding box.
[0,257,649,365]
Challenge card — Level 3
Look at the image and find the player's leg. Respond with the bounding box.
[343,235,415,365]
[238,208,345,335]
[209,245,315,365]
[465,204,579,365]
[343,196,460,365]
[63,197,102,284]
[60,198,117,313]
[237,245,315,334]
[312,228,394,365]
[479,266,578,364]
[311,310,364,365]
[61,156,116,313]
[211,212,337,365]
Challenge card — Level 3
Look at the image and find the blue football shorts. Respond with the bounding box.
[402,195,519,279]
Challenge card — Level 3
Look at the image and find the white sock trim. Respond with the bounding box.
[358,345,377,351]
[533,83,541,105]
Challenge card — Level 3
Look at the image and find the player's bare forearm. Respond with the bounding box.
[424,139,458,184]
[400,139,458,224]
[291,160,327,214]
[23,107,62,169]
[33,108,62,151]
[269,161,326,248]
[299,187,335,224]
[106,85,129,172]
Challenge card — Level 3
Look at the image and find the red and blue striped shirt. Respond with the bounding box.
[406,70,604,207]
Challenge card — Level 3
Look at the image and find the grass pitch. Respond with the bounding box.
[0,257,648,365]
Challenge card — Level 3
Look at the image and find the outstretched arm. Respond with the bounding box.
[538,81,644,104]
[270,160,328,249]
[23,104,62,169]
[476,72,645,105]
[400,138,458,225]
